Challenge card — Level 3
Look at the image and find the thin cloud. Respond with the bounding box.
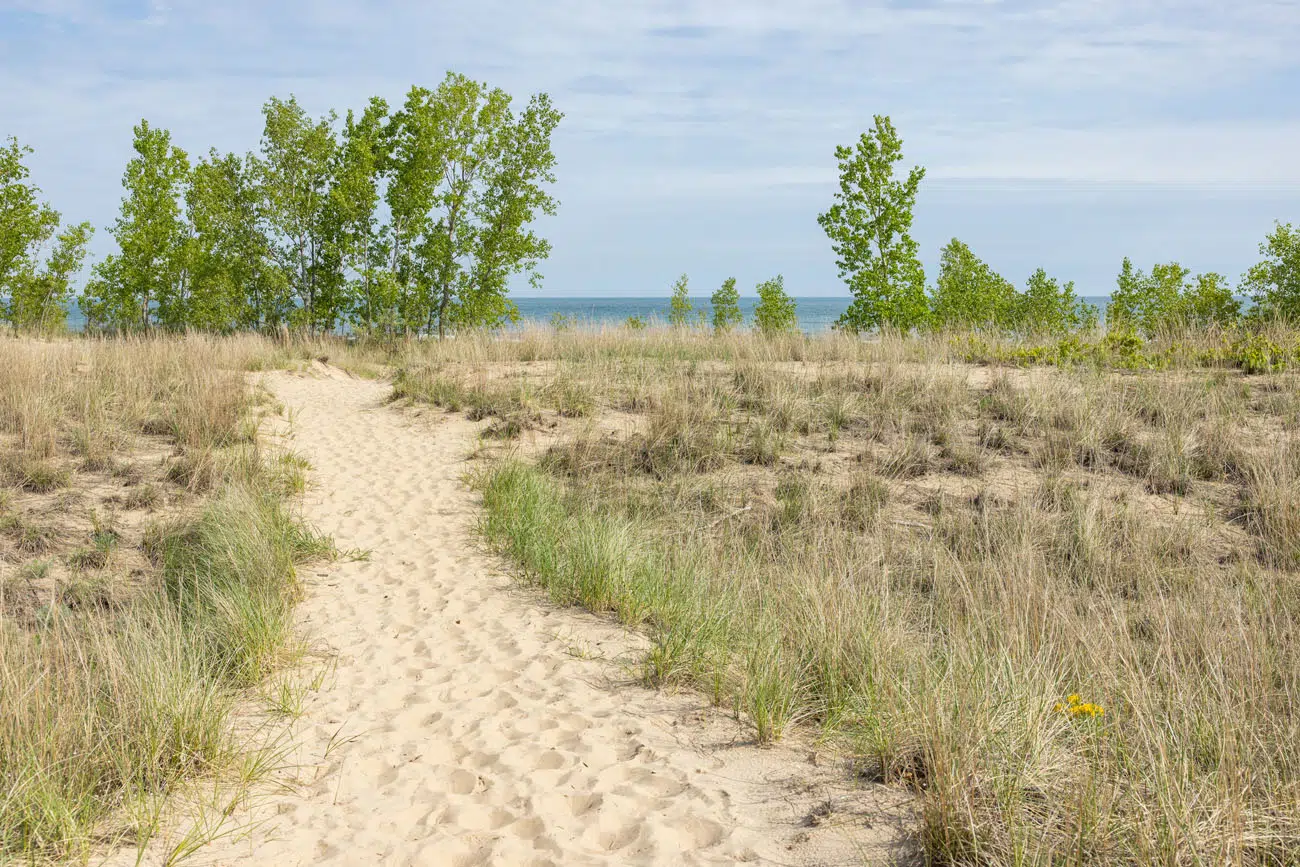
[1,0,1296,294]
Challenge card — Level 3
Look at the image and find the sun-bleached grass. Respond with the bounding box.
[432,326,1300,866]
[0,334,329,863]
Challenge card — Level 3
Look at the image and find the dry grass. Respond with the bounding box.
[0,334,329,863]
[388,325,1300,866]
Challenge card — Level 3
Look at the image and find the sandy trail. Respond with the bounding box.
[161,369,911,866]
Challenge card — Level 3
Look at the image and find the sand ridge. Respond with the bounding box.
[139,369,912,866]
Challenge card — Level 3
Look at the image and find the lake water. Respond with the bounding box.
[65,295,1115,334]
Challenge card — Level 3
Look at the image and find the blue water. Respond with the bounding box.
[511,296,854,332]
[64,296,1115,334]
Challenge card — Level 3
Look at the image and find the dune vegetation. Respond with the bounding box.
[383,323,1300,865]
[0,335,333,862]
[5,59,1300,864]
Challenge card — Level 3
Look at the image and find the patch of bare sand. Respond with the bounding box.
[118,368,914,866]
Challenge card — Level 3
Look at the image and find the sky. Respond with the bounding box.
[2,0,1298,298]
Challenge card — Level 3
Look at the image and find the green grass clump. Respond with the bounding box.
[1,485,327,861]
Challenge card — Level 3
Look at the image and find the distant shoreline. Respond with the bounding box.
[62,295,1118,334]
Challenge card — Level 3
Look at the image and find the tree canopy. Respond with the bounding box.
[76,72,561,336]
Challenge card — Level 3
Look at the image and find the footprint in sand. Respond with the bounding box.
[106,371,911,867]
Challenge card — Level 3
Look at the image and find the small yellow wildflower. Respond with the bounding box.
[1055,695,1105,719]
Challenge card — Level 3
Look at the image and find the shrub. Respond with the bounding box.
[1016,267,1098,335]
[710,276,742,332]
[930,238,1018,331]
[667,273,694,327]
[753,274,797,336]
[1242,221,1300,322]
[1109,259,1240,334]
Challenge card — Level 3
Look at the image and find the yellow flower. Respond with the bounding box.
[1055,695,1105,719]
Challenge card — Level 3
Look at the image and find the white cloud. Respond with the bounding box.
[2,0,1297,293]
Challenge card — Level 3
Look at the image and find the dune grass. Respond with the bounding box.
[404,325,1300,865]
[0,335,330,863]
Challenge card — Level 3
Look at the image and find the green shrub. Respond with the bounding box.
[710,276,742,332]
[753,275,797,336]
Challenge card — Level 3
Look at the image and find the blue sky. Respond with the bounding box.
[2,0,1298,297]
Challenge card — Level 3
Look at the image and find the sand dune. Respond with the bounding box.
[122,368,911,866]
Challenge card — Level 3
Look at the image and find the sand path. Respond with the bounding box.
[170,369,910,866]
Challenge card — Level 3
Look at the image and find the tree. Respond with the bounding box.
[1110,258,1240,334]
[1182,272,1239,327]
[0,138,92,333]
[753,274,797,335]
[711,276,742,332]
[388,73,561,339]
[329,98,396,335]
[1241,221,1300,322]
[181,151,283,331]
[818,115,928,332]
[667,273,693,326]
[1017,268,1097,335]
[82,121,191,330]
[256,96,340,334]
[1109,259,1185,334]
[931,238,1018,331]
[1,138,57,298]
[9,222,93,332]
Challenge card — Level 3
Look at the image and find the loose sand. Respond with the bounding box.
[126,367,912,866]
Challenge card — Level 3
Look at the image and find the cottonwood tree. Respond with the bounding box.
[9,223,93,332]
[386,73,561,338]
[1110,258,1239,334]
[818,115,928,332]
[667,273,693,326]
[330,98,397,335]
[1182,272,1239,327]
[931,238,1018,331]
[1017,268,1096,335]
[257,96,341,334]
[711,276,742,332]
[0,138,93,332]
[83,121,191,330]
[753,274,797,335]
[186,150,284,330]
[1,138,58,314]
[1242,221,1300,322]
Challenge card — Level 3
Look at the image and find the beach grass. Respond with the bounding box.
[386,323,1300,865]
[0,335,330,862]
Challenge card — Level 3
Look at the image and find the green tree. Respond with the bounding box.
[387,73,561,338]
[187,150,286,330]
[1242,221,1300,322]
[383,86,442,333]
[753,274,797,335]
[82,121,191,330]
[1017,268,1097,335]
[9,222,93,332]
[1,138,58,307]
[818,115,928,332]
[1182,272,1240,327]
[710,276,742,332]
[0,137,73,330]
[1109,258,1186,334]
[667,273,693,326]
[330,98,396,335]
[931,238,1018,331]
[1109,259,1240,334]
[181,151,281,331]
[256,96,340,333]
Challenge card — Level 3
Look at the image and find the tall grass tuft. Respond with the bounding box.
[0,335,328,862]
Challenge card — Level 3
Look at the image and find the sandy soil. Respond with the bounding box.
[122,367,913,866]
